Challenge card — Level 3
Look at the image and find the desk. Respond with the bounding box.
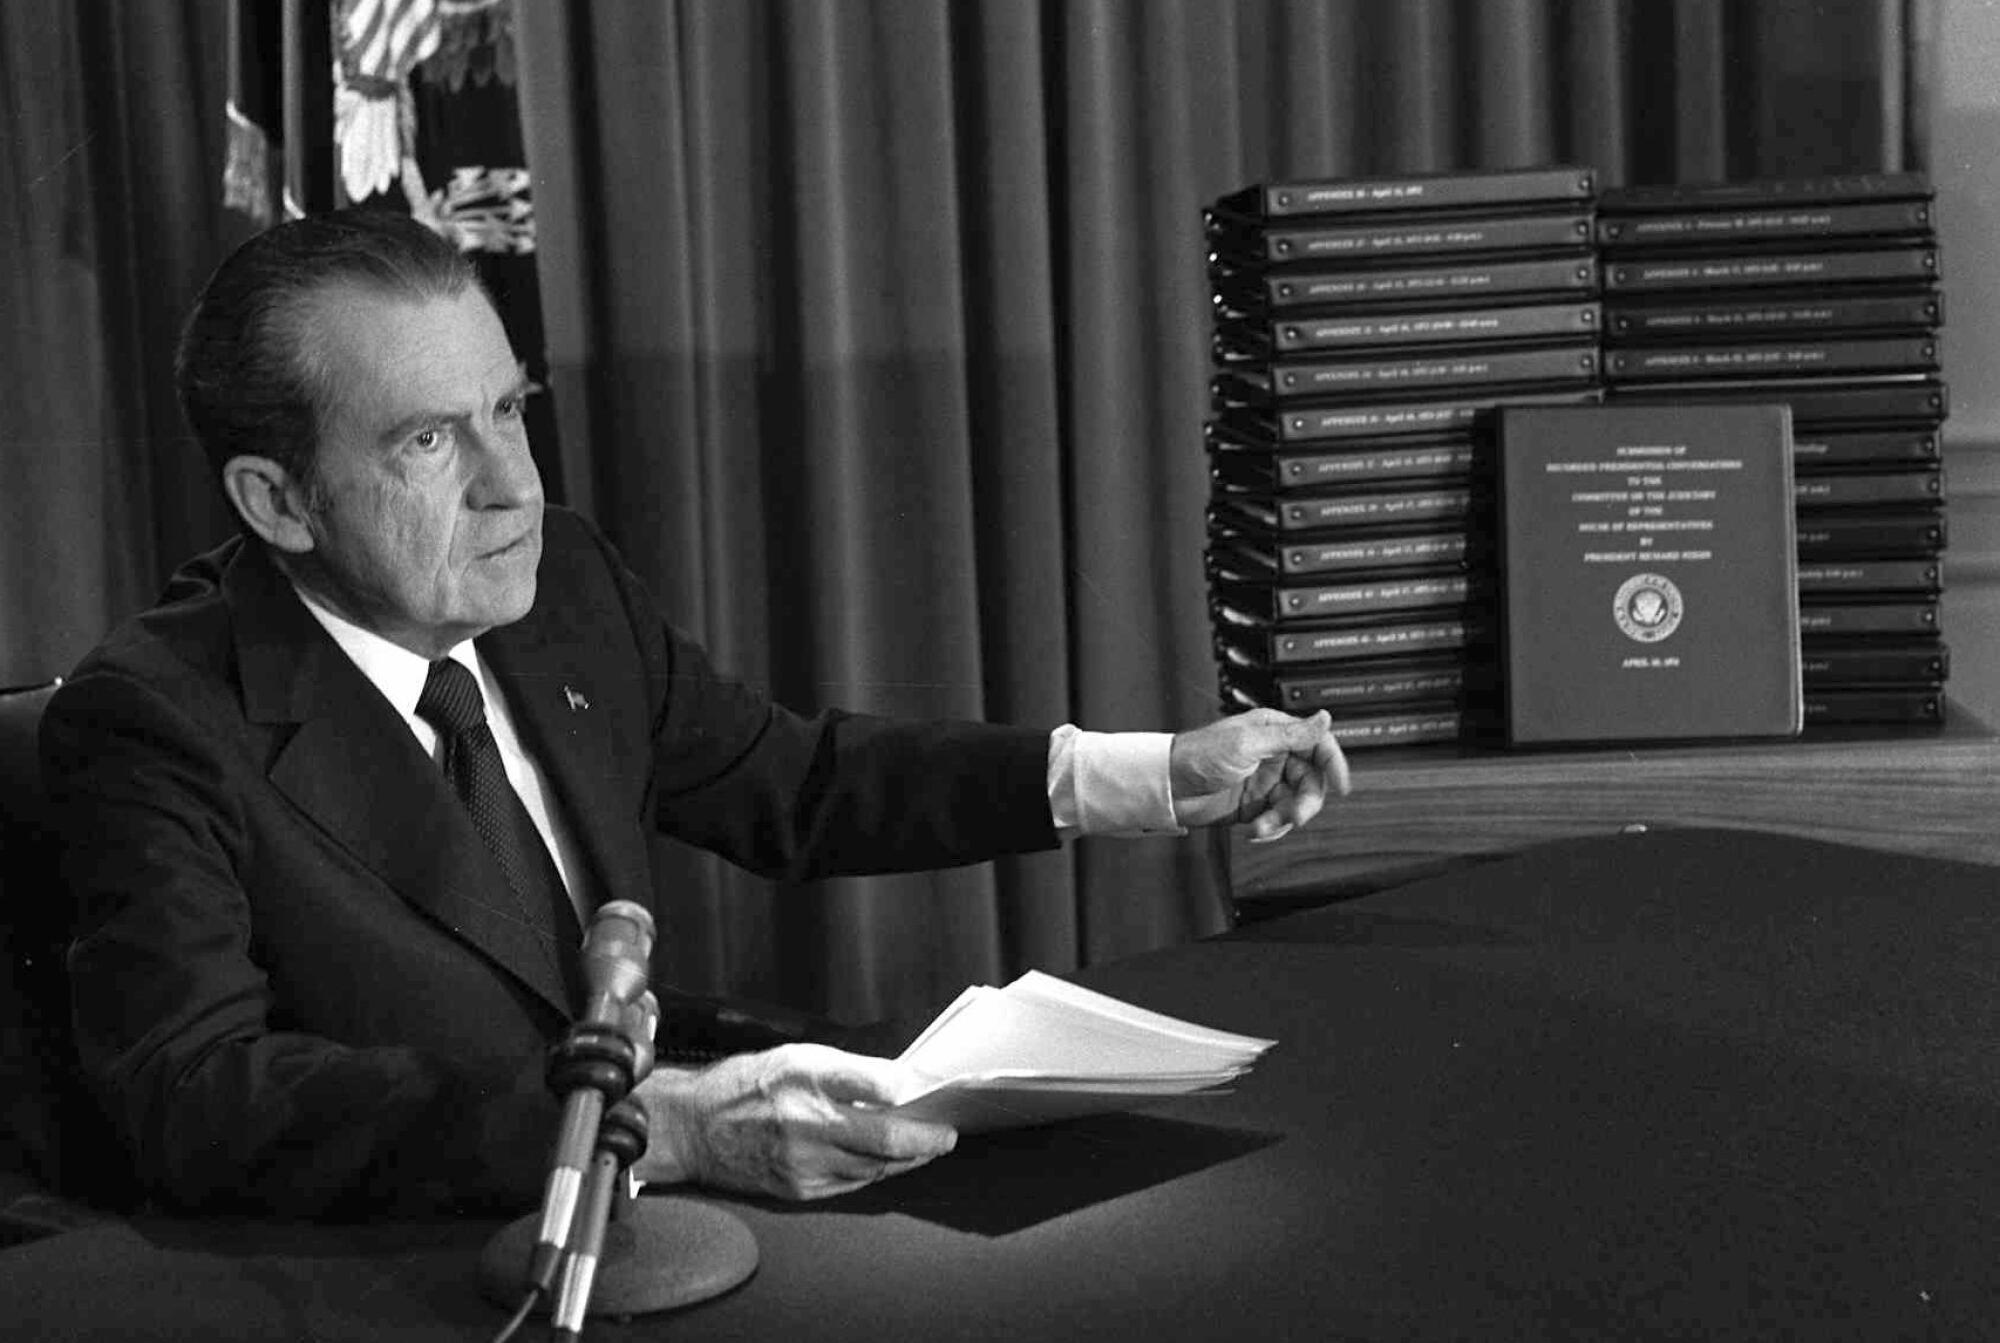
[1230,709,2000,907]
[7,828,2000,1340]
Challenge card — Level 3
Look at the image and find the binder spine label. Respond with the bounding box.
[1801,646,1949,683]
[1610,380,1948,427]
[1256,389,1602,443]
[1605,248,1940,292]
[1254,256,1600,308]
[1282,533,1472,575]
[1272,302,1602,353]
[1798,603,1941,637]
[1257,666,1471,709]
[1791,430,1940,471]
[1795,515,1947,557]
[1605,336,1939,382]
[1794,470,1944,510]
[1313,711,1465,746]
[1803,690,1944,725]
[1257,167,1594,217]
[1600,172,1933,213]
[1607,292,1942,339]
[1796,560,1942,594]
[1273,575,1475,619]
[1280,401,1481,440]
[1271,619,1476,663]
[1597,199,1934,247]
[1257,212,1594,263]
[1215,442,1479,491]
[1277,489,1475,531]
[1266,344,1599,399]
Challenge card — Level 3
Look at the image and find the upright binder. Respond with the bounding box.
[1496,403,1802,745]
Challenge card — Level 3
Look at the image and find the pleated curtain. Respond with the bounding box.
[1,0,1927,1026]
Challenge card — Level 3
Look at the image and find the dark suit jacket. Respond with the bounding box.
[40,507,1057,1217]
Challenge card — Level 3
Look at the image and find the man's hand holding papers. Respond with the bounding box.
[632,1046,958,1200]
[630,974,1268,1200]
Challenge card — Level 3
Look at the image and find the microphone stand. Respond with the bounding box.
[476,1064,760,1328]
[549,1097,646,1341]
[479,905,758,1330]
[543,1095,758,1332]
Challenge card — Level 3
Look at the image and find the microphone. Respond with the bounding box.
[522,900,656,1299]
[578,902,653,1029]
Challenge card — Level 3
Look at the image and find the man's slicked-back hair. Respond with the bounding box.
[176,207,484,491]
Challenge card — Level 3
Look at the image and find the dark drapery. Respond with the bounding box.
[511,0,1928,1023]
[3,1,244,690]
[4,0,1928,1024]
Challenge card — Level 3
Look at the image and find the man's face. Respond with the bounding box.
[286,284,544,658]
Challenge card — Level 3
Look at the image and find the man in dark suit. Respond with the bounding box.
[41,210,1347,1218]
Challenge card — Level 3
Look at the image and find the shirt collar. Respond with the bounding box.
[291,585,473,722]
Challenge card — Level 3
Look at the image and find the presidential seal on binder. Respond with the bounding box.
[1612,572,1684,643]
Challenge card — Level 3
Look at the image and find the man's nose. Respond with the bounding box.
[469,425,542,508]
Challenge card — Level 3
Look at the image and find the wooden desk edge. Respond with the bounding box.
[1233,708,2000,905]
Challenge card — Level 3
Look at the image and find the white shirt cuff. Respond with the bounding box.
[1047,724,1184,838]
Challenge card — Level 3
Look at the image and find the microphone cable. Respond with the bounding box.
[488,1286,539,1343]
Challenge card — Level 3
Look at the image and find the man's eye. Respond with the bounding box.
[496,395,523,419]
[410,425,450,453]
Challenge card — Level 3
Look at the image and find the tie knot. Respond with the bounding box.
[417,658,487,737]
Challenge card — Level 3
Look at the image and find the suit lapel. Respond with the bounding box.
[225,545,573,1019]
[482,617,656,922]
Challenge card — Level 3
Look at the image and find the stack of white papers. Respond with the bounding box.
[882,971,1275,1134]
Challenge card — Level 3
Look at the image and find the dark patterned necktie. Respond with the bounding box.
[416,658,583,985]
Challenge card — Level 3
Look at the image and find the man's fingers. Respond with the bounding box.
[820,1135,944,1183]
[1243,724,1348,841]
[798,1149,945,1200]
[1247,768,1322,841]
[1286,757,1328,824]
[1287,708,1333,746]
[834,1107,959,1162]
[1277,726,1349,802]
[782,1043,915,1107]
[1233,708,1330,762]
[1247,815,1294,844]
[1316,730,1352,797]
[792,1110,954,1199]
[778,1046,960,1159]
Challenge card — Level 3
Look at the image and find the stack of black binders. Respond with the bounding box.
[1598,174,1949,728]
[1203,166,1604,747]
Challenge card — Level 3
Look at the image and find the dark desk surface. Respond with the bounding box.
[10,827,2000,1341]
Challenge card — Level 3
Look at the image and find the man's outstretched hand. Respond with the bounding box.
[631,1043,956,1200]
[1169,708,1350,840]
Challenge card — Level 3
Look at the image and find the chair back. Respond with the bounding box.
[0,680,132,1213]
[0,681,54,818]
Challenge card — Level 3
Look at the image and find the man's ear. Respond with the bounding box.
[221,455,318,555]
